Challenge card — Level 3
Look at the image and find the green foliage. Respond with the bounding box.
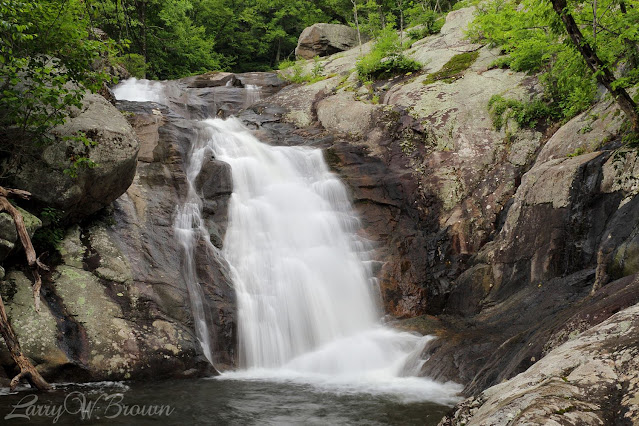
[567,147,587,158]
[468,0,638,122]
[356,27,421,80]
[279,58,329,84]
[113,54,146,79]
[91,0,349,75]
[312,56,325,78]
[0,0,116,177]
[423,50,479,84]
[358,0,396,38]
[406,7,444,40]
[278,59,296,70]
[488,95,560,131]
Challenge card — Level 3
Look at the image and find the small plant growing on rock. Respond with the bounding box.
[567,147,587,158]
[279,58,329,84]
[488,94,560,131]
[422,50,480,85]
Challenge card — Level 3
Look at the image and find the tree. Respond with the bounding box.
[469,0,639,124]
[550,0,639,131]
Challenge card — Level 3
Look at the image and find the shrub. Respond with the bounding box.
[488,95,560,131]
[406,7,445,40]
[113,54,146,79]
[356,27,422,81]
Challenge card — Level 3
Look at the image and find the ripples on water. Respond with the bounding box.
[0,379,453,425]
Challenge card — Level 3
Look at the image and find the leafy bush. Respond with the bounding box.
[356,27,421,81]
[422,50,479,84]
[488,95,560,131]
[113,53,147,79]
[0,1,116,178]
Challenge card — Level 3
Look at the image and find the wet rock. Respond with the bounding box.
[187,71,238,88]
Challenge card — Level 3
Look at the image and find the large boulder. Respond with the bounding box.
[440,301,639,425]
[6,93,139,222]
[295,23,366,59]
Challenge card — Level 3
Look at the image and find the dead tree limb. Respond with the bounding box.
[0,296,51,390]
[0,186,51,390]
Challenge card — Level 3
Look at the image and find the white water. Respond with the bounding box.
[173,146,216,365]
[113,79,462,405]
[113,78,164,103]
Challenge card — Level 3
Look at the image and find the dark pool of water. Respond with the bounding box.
[0,378,452,425]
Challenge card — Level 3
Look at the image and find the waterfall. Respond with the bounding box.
[208,118,460,403]
[113,78,462,404]
[173,137,217,366]
[244,84,261,106]
[113,78,163,103]
[208,118,379,368]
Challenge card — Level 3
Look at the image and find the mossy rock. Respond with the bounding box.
[0,207,42,262]
[423,50,480,85]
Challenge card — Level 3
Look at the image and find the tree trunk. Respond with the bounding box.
[276,38,281,64]
[551,0,638,131]
[0,186,50,391]
[351,0,362,50]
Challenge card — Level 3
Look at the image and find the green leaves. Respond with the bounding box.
[356,26,422,80]
[0,0,117,177]
[469,0,639,121]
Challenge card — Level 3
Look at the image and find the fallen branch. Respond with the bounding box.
[0,186,51,390]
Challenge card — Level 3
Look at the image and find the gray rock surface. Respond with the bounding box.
[295,23,366,59]
[440,301,639,425]
[6,93,139,222]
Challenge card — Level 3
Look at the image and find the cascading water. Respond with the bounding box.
[114,78,462,405]
[173,140,217,366]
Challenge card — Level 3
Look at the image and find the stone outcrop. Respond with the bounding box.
[295,23,366,59]
[0,207,41,263]
[440,301,639,425]
[5,93,139,222]
[270,6,546,318]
